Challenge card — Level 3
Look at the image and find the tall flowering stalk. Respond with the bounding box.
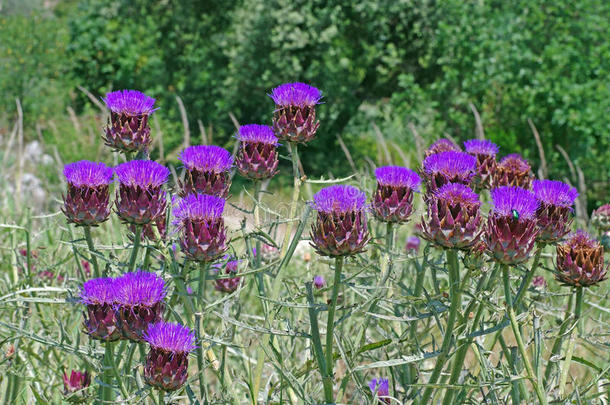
[178,145,233,198]
[484,186,547,405]
[143,322,196,392]
[115,160,169,272]
[463,139,499,189]
[422,150,477,192]
[309,185,369,403]
[102,90,156,155]
[62,161,113,277]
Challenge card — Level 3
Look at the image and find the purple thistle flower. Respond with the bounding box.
[114,160,169,225]
[103,90,156,116]
[143,322,195,391]
[532,275,547,290]
[62,161,113,226]
[422,151,477,192]
[494,153,533,188]
[422,183,482,249]
[115,271,166,341]
[485,186,539,264]
[63,370,91,400]
[80,277,121,342]
[368,378,390,403]
[102,90,156,153]
[236,125,280,180]
[313,275,325,289]
[213,257,242,293]
[269,82,322,107]
[178,145,233,197]
[310,185,370,256]
[174,194,227,262]
[405,236,421,254]
[424,138,461,157]
[373,166,420,223]
[532,179,579,243]
[463,139,499,156]
[556,230,607,287]
[270,82,321,143]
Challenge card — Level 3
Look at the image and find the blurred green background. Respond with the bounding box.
[1,0,608,210]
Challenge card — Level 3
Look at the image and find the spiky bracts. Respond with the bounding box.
[422,151,477,192]
[494,153,533,189]
[464,139,499,190]
[213,257,241,293]
[270,82,321,143]
[236,124,279,180]
[174,193,228,262]
[178,145,233,198]
[62,161,113,226]
[368,378,390,404]
[422,183,482,249]
[114,160,169,225]
[115,271,166,341]
[80,277,121,342]
[143,322,195,391]
[532,179,578,243]
[555,230,607,287]
[424,138,461,157]
[63,370,91,403]
[592,204,610,232]
[485,186,539,264]
[310,185,370,257]
[102,90,156,153]
[372,166,421,223]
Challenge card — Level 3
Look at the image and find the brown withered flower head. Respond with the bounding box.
[494,153,533,189]
[555,230,607,287]
[424,138,461,158]
[463,139,499,190]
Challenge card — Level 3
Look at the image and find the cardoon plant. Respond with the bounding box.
[309,185,370,402]
[424,138,461,157]
[213,257,242,293]
[174,193,227,263]
[80,277,120,342]
[463,139,499,189]
[532,179,578,244]
[102,90,156,154]
[62,160,114,277]
[269,82,322,143]
[494,153,533,189]
[485,186,539,265]
[422,182,482,250]
[236,124,279,180]
[178,145,233,198]
[143,322,196,391]
[115,271,166,341]
[63,370,91,403]
[422,150,477,192]
[372,166,420,223]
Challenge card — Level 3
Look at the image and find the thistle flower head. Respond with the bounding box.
[80,277,117,305]
[178,145,233,173]
[556,230,607,287]
[434,182,479,205]
[238,124,279,145]
[499,153,530,171]
[115,271,166,307]
[405,236,420,253]
[463,139,499,156]
[144,322,196,353]
[269,82,322,107]
[103,90,156,116]
[490,186,538,220]
[213,257,241,293]
[533,180,578,207]
[64,161,113,187]
[368,378,390,402]
[423,151,477,178]
[375,166,421,190]
[312,185,367,214]
[425,138,461,157]
[174,193,225,222]
[115,160,169,188]
[592,204,610,232]
[63,370,91,398]
[313,275,325,289]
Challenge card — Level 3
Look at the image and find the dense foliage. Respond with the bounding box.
[1,0,609,206]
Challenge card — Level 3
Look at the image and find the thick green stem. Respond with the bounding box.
[196,262,209,398]
[128,225,142,272]
[502,265,548,405]
[407,257,425,390]
[305,283,332,400]
[83,226,101,277]
[323,256,343,403]
[513,247,543,309]
[253,180,263,270]
[420,249,462,404]
[99,342,115,404]
[251,142,302,403]
[543,293,574,384]
[558,287,584,396]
